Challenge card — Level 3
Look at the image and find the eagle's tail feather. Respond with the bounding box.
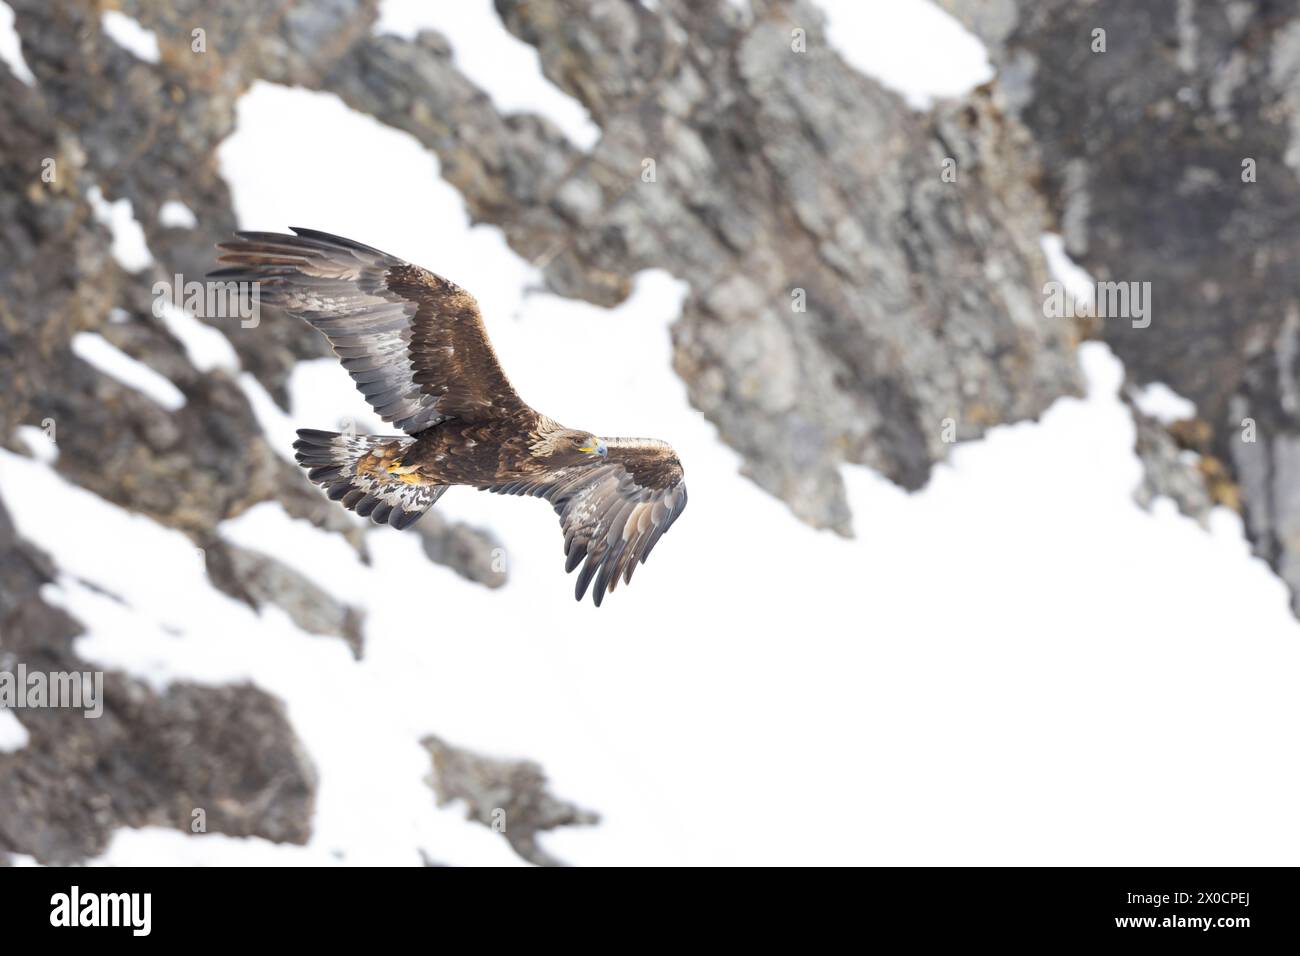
[293,429,446,530]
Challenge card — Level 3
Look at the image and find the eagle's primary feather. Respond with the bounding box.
[211,227,686,606]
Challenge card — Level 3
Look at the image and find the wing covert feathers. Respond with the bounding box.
[212,227,529,434]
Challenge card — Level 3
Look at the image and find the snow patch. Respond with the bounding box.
[71,332,186,411]
[1040,231,1096,308]
[0,1,35,85]
[374,0,599,149]
[101,10,160,64]
[236,373,300,466]
[1132,382,1197,424]
[93,828,340,866]
[156,302,240,374]
[86,185,154,273]
[0,709,30,753]
[818,0,994,110]
[158,199,198,229]
[14,424,58,464]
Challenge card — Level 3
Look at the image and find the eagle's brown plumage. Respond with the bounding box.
[211,227,686,606]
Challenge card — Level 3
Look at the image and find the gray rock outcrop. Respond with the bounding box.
[942,0,1300,611]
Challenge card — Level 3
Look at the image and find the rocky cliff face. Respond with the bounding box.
[0,497,316,862]
[942,0,1300,611]
[6,0,1282,864]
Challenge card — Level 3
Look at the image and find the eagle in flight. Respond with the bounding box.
[212,228,686,606]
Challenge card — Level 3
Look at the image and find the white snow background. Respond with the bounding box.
[2,0,1299,866]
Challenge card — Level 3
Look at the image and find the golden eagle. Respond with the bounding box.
[212,229,686,606]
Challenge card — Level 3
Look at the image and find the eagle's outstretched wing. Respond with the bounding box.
[483,439,687,606]
[211,227,529,432]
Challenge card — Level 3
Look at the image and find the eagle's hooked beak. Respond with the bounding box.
[579,438,608,457]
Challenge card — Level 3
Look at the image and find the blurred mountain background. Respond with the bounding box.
[3,0,1300,866]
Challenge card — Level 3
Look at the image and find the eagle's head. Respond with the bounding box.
[546,428,608,465]
[531,418,608,464]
